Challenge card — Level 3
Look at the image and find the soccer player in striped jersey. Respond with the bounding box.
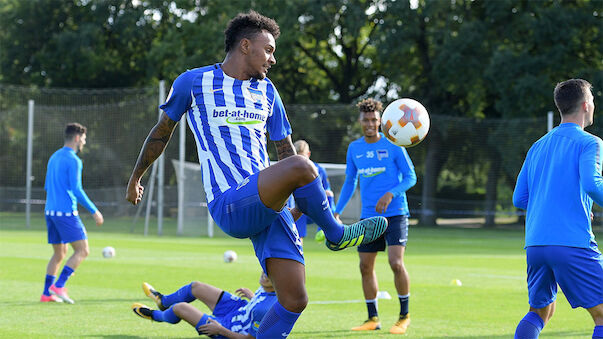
[41,123,104,304]
[513,79,603,339]
[125,11,387,338]
[132,272,277,339]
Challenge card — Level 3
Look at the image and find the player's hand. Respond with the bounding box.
[126,180,144,205]
[235,287,254,299]
[197,318,224,336]
[333,212,342,224]
[92,211,104,226]
[375,192,394,214]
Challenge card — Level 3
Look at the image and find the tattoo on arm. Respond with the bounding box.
[274,136,296,160]
[130,113,177,182]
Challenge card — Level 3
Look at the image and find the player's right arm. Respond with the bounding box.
[126,113,178,205]
[512,156,530,210]
[334,145,359,218]
[126,72,193,205]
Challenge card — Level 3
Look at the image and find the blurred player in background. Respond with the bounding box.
[41,122,104,304]
[291,139,334,244]
[125,10,387,338]
[334,98,417,334]
[513,79,603,339]
[132,272,276,339]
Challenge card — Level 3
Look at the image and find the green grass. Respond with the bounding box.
[0,213,595,338]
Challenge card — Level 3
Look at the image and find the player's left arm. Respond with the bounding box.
[126,113,178,205]
[274,136,296,160]
[68,158,98,214]
[580,138,603,206]
[376,147,417,213]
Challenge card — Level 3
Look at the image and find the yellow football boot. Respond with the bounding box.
[389,314,411,334]
[351,316,381,331]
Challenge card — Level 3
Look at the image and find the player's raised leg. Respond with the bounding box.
[257,155,387,250]
[256,258,306,338]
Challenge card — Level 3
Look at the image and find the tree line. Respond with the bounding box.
[1,0,601,225]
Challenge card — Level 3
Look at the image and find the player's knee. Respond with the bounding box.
[190,281,204,295]
[289,155,317,183]
[76,247,90,258]
[358,262,373,275]
[172,302,190,316]
[388,260,404,274]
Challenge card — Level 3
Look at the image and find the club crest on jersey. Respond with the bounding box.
[377,149,389,160]
[247,87,264,104]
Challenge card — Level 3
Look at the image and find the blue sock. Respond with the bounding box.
[54,266,74,288]
[514,312,544,339]
[151,306,181,324]
[161,282,195,308]
[593,325,603,339]
[293,177,343,242]
[398,294,409,317]
[43,275,55,296]
[256,301,301,339]
[366,299,378,318]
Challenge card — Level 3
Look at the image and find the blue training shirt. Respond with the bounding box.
[335,134,417,218]
[44,147,97,214]
[160,63,291,204]
[513,123,603,249]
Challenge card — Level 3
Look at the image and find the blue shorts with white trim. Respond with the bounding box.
[45,210,87,244]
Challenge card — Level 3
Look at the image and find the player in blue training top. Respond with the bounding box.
[41,122,104,304]
[132,272,277,339]
[291,139,335,244]
[125,11,387,338]
[334,98,417,335]
[513,79,603,339]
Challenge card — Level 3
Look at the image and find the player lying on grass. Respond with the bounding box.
[132,272,276,339]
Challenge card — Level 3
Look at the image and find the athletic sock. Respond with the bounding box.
[161,282,195,308]
[293,177,343,242]
[398,294,409,317]
[514,311,544,339]
[593,325,603,339]
[256,301,300,339]
[54,266,74,288]
[43,275,55,296]
[151,306,181,324]
[366,299,378,319]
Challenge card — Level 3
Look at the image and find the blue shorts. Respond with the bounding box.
[196,291,247,338]
[358,215,408,252]
[45,211,87,244]
[526,245,603,309]
[209,172,304,273]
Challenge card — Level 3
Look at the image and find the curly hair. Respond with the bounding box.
[356,98,383,114]
[224,10,280,53]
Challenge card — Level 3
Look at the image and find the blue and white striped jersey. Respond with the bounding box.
[161,64,291,203]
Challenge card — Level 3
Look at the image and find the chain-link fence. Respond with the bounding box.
[3,83,602,233]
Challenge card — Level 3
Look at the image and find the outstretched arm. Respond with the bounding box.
[126,112,178,205]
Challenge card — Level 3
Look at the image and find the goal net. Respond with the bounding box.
[172,160,360,237]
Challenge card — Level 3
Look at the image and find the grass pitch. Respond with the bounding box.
[0,213,594,338]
